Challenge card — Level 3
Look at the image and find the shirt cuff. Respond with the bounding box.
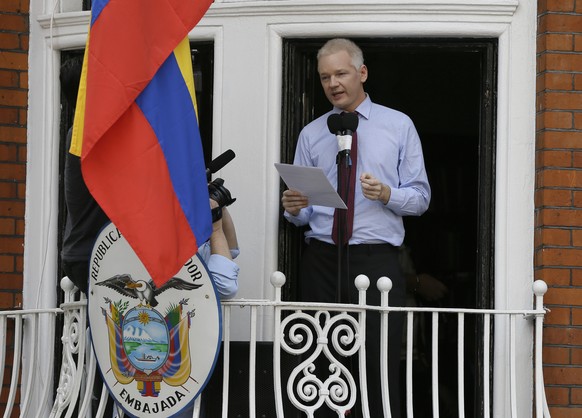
[207,254,240,299]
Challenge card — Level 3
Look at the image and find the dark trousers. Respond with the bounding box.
[62,259,89,294]
[299,240,405,418]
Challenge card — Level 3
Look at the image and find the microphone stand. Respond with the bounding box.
[336,151,351,303]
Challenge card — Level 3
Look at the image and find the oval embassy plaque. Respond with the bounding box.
[87,222,221,417]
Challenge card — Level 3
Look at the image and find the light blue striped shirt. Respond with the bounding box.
[198,242,240,299]
[284,95,431,246]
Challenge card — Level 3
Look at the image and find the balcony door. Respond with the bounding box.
[279,37,497,417]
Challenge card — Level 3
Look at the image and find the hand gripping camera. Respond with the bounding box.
[206,150,237,223]
[209,178,236,222]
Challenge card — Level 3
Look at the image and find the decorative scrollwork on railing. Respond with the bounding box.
[50,278,88,417]
[281,309,363,416]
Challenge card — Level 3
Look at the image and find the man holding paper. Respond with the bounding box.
[281,38,431,418]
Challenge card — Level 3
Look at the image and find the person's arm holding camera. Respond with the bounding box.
[209,199,234,259]
[220,206,239,255]
[202,179,240,299]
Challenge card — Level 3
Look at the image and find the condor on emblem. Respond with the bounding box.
[87,222,221,417]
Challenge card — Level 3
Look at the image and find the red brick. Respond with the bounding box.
[0,88,28,107]
[546,34,574,51]
[19,0,30,14]
[573,348,582,365]
[0,14,28,32]
[0,218,15,235]
[537,169,582,188]
[0,163,25,181]
[17,144,25,162]
[540,228,571,246]
[575,74,582,90]
[538,130,582,148]
[539,14,582,33]
[546,306,571,325]
[573,230,582,246]
[535,267,571,285]
[545,287,582,306]
[545,386,570,405]
[0,182,17,199]
[0,274,23,289]
[574,191,582,207]
[574,309,582,326]
[19,34,28,51]
[537,149,573,167]
[575,113,582,129]
[0,200,25,217]
[573,388,582,404]
[544,365,582,385]
[538,247,582,267]
[543,91,582,110]
[0,143,18,161]
[0,126,26,143]
[0,255,13,272]
[18,108,26,125]
[0,32,20,50]
[0,291,17,309]
[19,71,27,89]
[547,0,575,11]
[0,108,18,124]
[575,34,582,52]
[535,188,573,206]
[544,345,571,364]
[536,228,572,246]
[14,219,23,236]
[0,51,28,71]
[0,0,27,13]
[542,111,574,129]
[536,209,582,228]
[14,255,22,273]
[0,70,18,88]
[548,406,582,417]
[16,183,24,200]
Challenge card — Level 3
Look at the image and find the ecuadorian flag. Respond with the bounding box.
[71,0,214,287]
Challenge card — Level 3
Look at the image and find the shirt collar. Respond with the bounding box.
[332,93,372,120]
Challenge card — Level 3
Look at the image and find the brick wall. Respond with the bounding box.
[536,0,582,415]
[0,0,28,309]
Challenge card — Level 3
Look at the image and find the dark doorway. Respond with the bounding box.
[279,37,497,417]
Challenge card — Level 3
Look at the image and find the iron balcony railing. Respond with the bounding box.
[1,273,550,418]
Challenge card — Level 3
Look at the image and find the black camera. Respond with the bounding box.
[208,178,236,208]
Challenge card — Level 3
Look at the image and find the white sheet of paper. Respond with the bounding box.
[275,163,347,209]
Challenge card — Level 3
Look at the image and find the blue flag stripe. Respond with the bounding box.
[136,53,211,241]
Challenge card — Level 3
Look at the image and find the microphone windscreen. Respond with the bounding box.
[207,149,236,174]
[342,112,359,132]
[327,113,343,134]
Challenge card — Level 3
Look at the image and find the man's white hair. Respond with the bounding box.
[317,38,365,69]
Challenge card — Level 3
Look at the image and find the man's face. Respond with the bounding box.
[318,50,368,112]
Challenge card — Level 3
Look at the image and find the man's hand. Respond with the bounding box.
[282,189,308,216]
[360,172,391,204]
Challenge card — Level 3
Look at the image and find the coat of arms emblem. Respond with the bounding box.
[88,222,221,417]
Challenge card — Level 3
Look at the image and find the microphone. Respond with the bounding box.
[327,113,351,157]
[327,113,359,162]
[342,112,359,135]
[206,149,235,179]
[327,113,343,135]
